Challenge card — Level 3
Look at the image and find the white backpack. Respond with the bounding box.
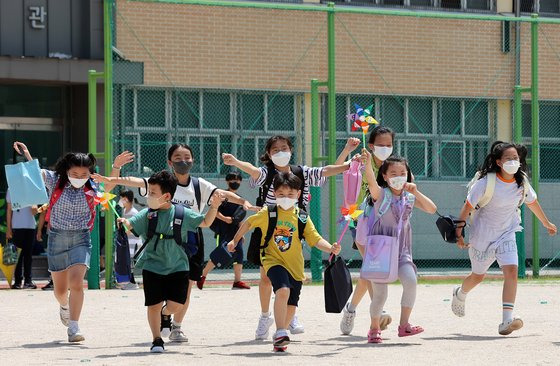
[466,171,530,213]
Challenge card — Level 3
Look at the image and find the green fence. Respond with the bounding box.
[101,0,560,281]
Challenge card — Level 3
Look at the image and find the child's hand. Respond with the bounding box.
[36,231,43,242]
[91,173,111,184]
[117,217,130,230]
[456,235,469,249]
[13,141,32,161]
[227,240,237,253]
[344,138,361,152]
[361,148,372,165]
[210,192,226,208]
[331,242,341,255]
[545,221,557,236]
[222,216,233,224]
[222,153,239,166]
[403,182,417,194]
[113,151,134,169]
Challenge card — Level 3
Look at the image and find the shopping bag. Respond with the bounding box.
[5,159,48,209]
[114,226,132,277]
[360,234,399,283]
[324,256,353,313]
[343,160,363,208]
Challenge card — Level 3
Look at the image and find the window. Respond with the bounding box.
[440,141,465,177]
[400,140,429,177]
[467,0,489,10]
[380,97,405,133]
[439,100,462,135]
[268,95,294,131]
[464,101,488,136]
[137,90,166,128]
[440,0,461,8]
[540,0,560,13]
[175,91,199,129]
[238,94,264,131]
[408,98,433,135]
[203,93,230,130]
[410,0,432,6]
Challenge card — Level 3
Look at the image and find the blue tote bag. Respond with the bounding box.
[5,159,48,209]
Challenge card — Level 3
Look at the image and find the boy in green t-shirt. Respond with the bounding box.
[119,171,223,353]
[228,172,340,352]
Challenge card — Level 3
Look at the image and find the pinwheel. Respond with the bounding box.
[330,204,364,260]
[347,103,379,148]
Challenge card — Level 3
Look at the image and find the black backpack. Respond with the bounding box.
[133,177,204,261]
[257,164,306,209]
[435,212,466,244]
[246,204,308,266]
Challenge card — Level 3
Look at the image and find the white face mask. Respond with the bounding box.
[388,176,407,190]
[372,146,393,162]
[276,197,298,210]
[147,196,164,210]
[118,200,125,208]
[502,160,520,175]
[68,177,88,189]
[271,151,291,167]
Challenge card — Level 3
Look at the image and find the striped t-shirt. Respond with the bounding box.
[249,165,326,209]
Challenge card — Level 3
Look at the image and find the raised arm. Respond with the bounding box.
[222,153,261,181]
[13,141,33,162]
[334,137,361,165]
[404,183,437,214]
[362,149,381,201]
[92,174,145,188]
[104,151,135,192]
[314,238,341,255]
[219,189,259,212]
[322,161,351,177]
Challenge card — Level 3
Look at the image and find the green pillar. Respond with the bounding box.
[310,80,323,282]
[530,14,540,277]
[327,2,336,243]
[514,85,528,279]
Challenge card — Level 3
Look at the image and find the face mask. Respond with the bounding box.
[388,176,407,190]
[228,182,240,190]
[68,177,88,189]
[271,151,291,167]
[372,146,393,162]
[147,196,165,210]
[502,160,520,175]
[172,160,193,175]
[276,197,298,210]
[118,200,126,208]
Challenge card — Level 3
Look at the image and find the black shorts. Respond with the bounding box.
[142,270,189,306]
[267,265,302,307]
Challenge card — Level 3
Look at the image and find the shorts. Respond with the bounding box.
[469,235,518,275]
[267,265,302,307]
[47,228,91,272]
[142,270,189,306]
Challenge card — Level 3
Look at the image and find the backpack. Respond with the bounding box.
[257,165,306,209]
[133,177,204,261]
[45,180,97,231]
[246,204,308,266]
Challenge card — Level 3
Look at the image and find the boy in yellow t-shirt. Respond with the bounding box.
[228,172,340,352]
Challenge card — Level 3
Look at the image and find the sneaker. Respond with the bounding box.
[340,304,356,335]
[11,283,22,290]
[169,325,189,342]
[498,317,523,335]
[380,311,392,331]
[42,280,54,291]
[23,282,37,289]
[451,285,466,317]
[59,305,70,327]
[273,330,290,347]
[288,315,304,335]
[120,282,139,290]
[367,328,382,344]
[67,328,85,342]
[255,314,274,340]
[197,276,206,290]
[232,281,250,290]
[150,337,165,353]
[160,308,172,338]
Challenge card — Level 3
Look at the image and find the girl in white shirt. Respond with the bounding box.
[451,141,557,335]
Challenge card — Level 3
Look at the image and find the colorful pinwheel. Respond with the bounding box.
[330,204,364,260]
[347,103,379,148]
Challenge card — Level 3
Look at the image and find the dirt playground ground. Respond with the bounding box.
[0,281,558,365]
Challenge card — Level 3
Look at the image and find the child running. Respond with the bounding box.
[118,171,224,353]
[359,150,437,343]
[451,141,557,335]
[228,172,340,352]
[335,126,397,335]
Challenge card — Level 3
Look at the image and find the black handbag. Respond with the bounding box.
[324,256,353,313]
[436,212,466,244]
[114,226,132,277]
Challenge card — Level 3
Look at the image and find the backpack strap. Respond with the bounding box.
[45,185,63,226]
[173,203,186,247]
[261,205,278,257]
[191,176,202,211]
[378,187,393,217]
[290,165,306,209]
[296,207,308,242]
[476,172,496,209]
[45,180,97,231]
[519,174,531,207]
[258,166,277,206]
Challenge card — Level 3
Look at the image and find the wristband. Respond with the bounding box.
[112,164,121,170]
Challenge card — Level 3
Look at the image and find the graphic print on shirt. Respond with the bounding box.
[273,220,295,252]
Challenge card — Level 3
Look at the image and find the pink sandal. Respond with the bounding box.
[367,329,382,343]
[398,323,424,337]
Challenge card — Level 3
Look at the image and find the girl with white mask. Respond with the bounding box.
[222,135,352,340]
[451,141,557,335]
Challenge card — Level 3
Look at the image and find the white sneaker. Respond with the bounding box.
[451,285,465,317]
[340,304,356,335]
[255,314,274,340]
[380,311,392,331]
[59,305,70,327]
[120,282,139,290]
[67,328,85,342]
[169,326,189,342]
[498,317,523,335]
[289,315,305,334]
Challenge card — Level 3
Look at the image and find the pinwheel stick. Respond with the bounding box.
[329,218,351,261]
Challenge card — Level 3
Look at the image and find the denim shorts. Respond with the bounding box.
[47,228,91,272]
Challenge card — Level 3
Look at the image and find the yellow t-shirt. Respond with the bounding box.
[246,206,323,281]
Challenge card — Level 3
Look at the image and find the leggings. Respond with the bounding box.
[370,263,417,318]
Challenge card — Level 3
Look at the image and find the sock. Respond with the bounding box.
[60,304,69,310]
[68,320,79,333]
[261,312,271,318]
[172,321,182,329]
[347,303,357,313]
[502,303,514,323]
[275,329,288,338]
[456,287,468,301]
